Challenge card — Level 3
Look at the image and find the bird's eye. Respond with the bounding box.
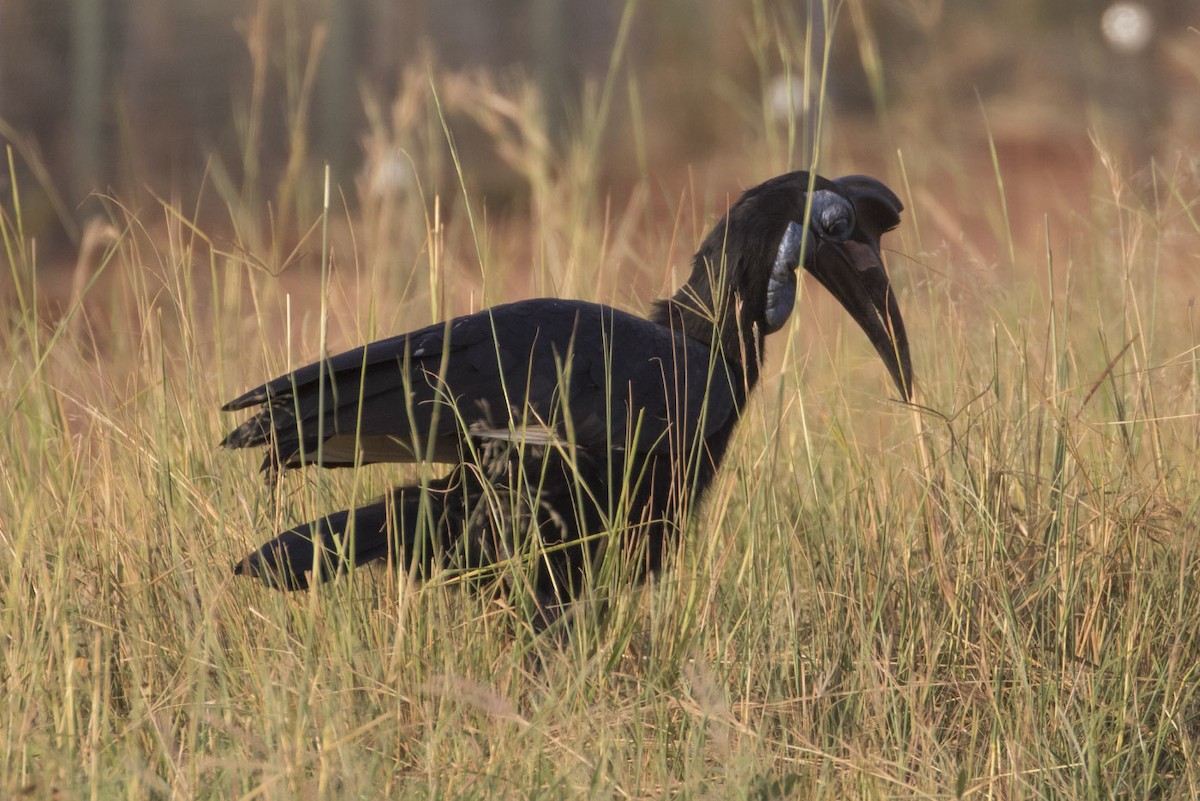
[811,190,855,241]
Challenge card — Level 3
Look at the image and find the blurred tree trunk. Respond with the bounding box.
[70,0,105,204]
[319,0,355,183]
[533,0,568,147]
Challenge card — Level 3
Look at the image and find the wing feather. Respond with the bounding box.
[221,299,739,473]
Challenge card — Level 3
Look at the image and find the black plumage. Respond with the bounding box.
[221,171,912,618]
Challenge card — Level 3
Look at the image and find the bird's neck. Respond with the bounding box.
[651,278,764,390]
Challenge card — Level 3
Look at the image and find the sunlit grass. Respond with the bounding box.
[3,5,1200,799]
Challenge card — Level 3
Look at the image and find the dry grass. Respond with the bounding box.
[3,6,1200,799]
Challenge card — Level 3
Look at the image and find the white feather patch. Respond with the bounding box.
[469,422,561,446]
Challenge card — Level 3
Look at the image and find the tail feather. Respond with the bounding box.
[232,452,625,607]
[234,495,411,590]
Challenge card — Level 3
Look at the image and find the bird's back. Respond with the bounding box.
[222,298,745,475]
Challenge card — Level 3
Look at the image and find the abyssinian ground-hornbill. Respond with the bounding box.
[221,171,911,617]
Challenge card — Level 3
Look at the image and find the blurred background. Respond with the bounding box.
[6,6,1200,795]
[0,0,1197,285]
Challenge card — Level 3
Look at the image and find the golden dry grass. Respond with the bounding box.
[3,10,1200,799]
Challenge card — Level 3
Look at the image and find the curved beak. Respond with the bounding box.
[805,238,912,400]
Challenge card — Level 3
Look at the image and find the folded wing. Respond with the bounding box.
[221,299,741,473]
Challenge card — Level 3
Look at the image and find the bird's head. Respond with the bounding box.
[672,171,912,400]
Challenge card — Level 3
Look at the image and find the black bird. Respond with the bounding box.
[221,171,911,619]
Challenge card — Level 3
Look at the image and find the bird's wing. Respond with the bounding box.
[221,299,740,472]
